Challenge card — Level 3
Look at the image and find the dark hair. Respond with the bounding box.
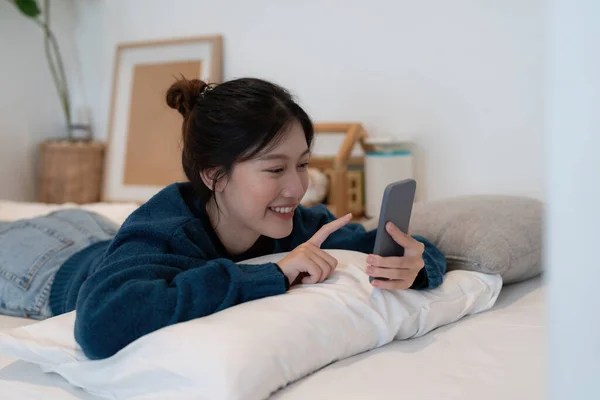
[166,77,314,201]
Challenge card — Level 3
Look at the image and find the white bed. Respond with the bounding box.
[0,276,545,399]
[0,200,545,399]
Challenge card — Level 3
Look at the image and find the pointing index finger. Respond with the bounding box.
[309,213,352,247]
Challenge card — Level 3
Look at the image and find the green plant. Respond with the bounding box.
[7,0,73,139]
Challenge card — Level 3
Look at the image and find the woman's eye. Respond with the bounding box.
[266,162,308,174]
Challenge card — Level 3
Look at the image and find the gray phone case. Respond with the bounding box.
[369,179,417,282]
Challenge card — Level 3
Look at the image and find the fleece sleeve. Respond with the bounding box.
[74,226,287,360]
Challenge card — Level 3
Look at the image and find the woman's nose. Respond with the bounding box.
[281,171,307,200]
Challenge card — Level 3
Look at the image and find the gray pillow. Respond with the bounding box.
[409,195,544,284]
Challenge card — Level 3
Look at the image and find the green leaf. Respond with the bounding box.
[14,0,41,18]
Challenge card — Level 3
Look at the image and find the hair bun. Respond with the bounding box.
[166,77,207,118]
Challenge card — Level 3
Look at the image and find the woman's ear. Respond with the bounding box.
[200,168,227,193]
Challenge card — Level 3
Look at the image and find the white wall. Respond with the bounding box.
[74,0,546,202]
[546,0,600,398]
[0,0,83,201]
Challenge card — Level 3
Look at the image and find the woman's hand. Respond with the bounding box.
[366,222,426,289]
[278,213,352,285]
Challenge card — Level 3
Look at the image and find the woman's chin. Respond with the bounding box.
[263,220,293,239]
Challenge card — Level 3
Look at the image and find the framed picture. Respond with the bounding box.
[102,35,223,202]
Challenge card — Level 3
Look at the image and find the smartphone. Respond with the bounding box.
[369,179,417,282]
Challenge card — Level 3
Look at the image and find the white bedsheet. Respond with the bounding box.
[0,277,545,400]
[274,276,546,399]
[0,200,140,226]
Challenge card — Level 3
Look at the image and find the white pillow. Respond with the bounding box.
[0,250,502,400]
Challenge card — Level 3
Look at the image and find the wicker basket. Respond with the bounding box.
[37,140,105,204]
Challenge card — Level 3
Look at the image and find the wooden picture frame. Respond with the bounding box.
[102,35,223,202]
[310,123,369,217]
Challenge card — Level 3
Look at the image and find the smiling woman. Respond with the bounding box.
[0,76,447,360]
[165,78,315,252]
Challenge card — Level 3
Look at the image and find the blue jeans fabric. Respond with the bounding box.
[0,209,117,320]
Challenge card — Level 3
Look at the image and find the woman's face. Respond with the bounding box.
[214,121,311,240]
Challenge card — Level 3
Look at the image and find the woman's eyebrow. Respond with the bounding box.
[259,149,310,161]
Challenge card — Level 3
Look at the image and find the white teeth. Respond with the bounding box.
[270,207,294,214]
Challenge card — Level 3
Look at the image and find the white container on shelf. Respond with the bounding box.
[364,138,414,218]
